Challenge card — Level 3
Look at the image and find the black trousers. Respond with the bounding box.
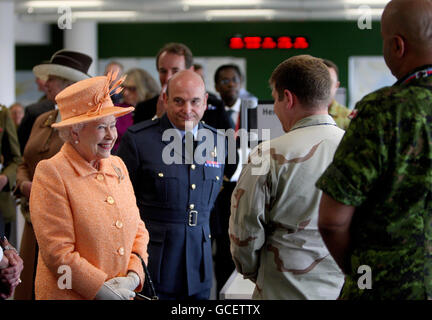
[211,181,236,296]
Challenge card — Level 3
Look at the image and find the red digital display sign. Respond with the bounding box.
[229,36,309,50]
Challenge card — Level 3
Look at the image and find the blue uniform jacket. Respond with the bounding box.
[118,114,225,295]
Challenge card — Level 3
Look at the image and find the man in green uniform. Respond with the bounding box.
[316,0,432,299]
[322,59,352,130]
[0,105,21,238]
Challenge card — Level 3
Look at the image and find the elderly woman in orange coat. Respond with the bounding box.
[29,72,149,300]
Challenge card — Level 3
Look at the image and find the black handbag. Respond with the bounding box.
[132,252,159,300]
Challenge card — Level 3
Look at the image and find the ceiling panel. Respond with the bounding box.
[12,0,390,22]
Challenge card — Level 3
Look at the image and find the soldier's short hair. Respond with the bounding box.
[155,43,194,70]
[269,55,331,109]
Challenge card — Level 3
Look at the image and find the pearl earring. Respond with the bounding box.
[74,140,79,144]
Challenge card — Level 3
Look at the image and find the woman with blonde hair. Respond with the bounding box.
[30,72,149,299]
[123,68,160,104]
[113,68,159,153]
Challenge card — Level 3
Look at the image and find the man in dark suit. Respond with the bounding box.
[18,50,93,153]
[118,70,225,300]
[133,43,231,131]
[133,42,192,123]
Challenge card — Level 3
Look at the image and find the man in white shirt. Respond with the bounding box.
[215,64,242,131]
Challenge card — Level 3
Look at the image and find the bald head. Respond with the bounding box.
[384,0,432,50]
[166,70,205,97]
[164,70,208,130]
[382,0,432,77]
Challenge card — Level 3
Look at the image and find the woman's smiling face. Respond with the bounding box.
[73,115,117,165]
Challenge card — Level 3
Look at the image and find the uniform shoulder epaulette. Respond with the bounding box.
[201,121,222,135]
[128,117,160,133]
[201,123,227,140]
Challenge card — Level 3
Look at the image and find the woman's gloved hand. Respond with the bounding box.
[94,272,139,300]
[106,271,140,291]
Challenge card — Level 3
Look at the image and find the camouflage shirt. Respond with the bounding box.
[316,66,432,300]
[328,100,352,130]
[230,114,345,299]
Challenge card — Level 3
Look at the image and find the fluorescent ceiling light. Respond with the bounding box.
[184,0,263,6]
[25,1,103,8]
[72,11,138,19]
[206,9,275,17]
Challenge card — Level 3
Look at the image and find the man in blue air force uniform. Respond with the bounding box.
[118,70,225,300]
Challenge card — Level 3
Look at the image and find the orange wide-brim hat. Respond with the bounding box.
[52,70,133,128]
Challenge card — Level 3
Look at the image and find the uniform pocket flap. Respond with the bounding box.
[203,166,221,180]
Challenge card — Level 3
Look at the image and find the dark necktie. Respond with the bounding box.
[226,109,236,129]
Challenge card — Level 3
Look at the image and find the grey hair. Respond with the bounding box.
[57,123,86,142]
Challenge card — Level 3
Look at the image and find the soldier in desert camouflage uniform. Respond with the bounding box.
[229,55,345,300]
[316,0,432,299]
